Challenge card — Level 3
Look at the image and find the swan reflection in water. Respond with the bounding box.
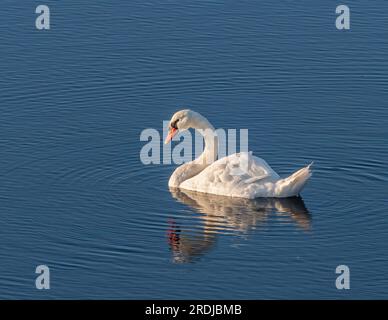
[167,188,312,263]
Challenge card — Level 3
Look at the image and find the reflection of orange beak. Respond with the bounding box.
[164,127,177,144]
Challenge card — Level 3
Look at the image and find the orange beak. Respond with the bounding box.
[164,127,178,144]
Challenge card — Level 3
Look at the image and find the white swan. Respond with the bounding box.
[165,110,312,199]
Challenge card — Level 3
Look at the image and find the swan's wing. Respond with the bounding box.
[243,174,269,184]
[180,152,280,198]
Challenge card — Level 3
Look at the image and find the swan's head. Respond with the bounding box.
[165,109,198,144]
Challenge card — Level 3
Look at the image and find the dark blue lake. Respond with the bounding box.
[0,1,387,299]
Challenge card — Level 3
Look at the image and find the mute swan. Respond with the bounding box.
[165,110,312,199]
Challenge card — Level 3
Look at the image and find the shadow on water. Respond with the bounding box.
[167,188,311,263]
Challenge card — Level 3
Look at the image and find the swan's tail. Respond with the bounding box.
[275,162,313,197]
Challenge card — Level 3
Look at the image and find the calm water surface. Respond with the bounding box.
[0,1,387,299]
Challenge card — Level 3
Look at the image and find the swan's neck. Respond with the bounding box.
[193,116,218,166]
[168,114,218,188]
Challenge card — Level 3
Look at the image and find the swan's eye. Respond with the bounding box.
[171,119,179,129]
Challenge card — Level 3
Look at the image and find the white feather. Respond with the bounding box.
[167,110,313,199]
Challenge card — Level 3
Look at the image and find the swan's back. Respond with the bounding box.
[179,152,281,199]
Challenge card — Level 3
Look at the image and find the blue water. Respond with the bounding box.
[1,1,387,299]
